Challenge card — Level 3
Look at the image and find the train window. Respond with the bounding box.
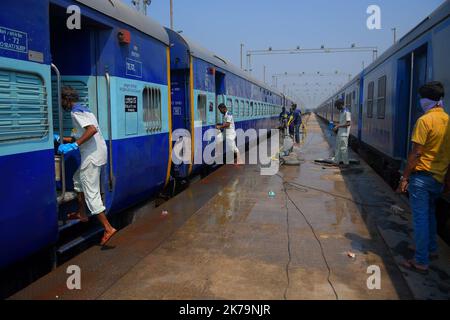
[240,100,245,118]
[235,99,239,118]
[250,101,254,116]
[377,76,387,119]
[197,94,207,123]
[0,69,49,143]
[367,82,374,118]
[347,94,352,112]
[226,98,233,114]
[143,87,162,131]
[245,101,250,117]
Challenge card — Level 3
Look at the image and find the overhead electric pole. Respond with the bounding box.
[246,45,378,75]
[132,0,151,15]
[240,43,244,70]
[170,0,174,30]
[391,27,397,44]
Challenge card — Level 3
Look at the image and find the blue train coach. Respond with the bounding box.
[0,0,172,269]
[166,29,286,178]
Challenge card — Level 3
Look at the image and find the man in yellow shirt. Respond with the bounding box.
[398,81,450,274]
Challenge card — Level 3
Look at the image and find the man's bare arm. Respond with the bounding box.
[403,143,424,180]
[397,142,424,193]
[75,125,97,146]
[216,122,231,130]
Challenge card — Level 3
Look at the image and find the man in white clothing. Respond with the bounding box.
[56,86,117,246]
[216,103,243,165]
[332,99,351,167]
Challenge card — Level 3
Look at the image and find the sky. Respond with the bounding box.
[124,0,445,108]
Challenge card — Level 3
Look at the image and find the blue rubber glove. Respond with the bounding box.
[53,134,60,143]
[328,121,335,130]
[58,142,79,155]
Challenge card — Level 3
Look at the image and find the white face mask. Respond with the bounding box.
[420,98,442,112]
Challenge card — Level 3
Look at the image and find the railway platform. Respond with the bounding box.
[11,115,450,300]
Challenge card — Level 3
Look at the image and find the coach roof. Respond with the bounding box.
[75,0,169,45]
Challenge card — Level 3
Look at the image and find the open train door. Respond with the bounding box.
[215,71,226,124]
[48,3,113,229]
[395,44,428,160]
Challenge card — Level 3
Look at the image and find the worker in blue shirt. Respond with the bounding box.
[291,104,302,143]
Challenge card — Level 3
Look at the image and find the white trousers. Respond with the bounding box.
[334,135,349,165]
[73,163,106,215]
[215,133,240,163]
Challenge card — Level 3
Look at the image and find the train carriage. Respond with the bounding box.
[0,0,172,269]
[315,0,450,239]
[317,0,450,169]
[166,29,284,179]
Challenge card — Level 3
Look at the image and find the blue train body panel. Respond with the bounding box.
[0,149,58,267]
[109,134,169,213]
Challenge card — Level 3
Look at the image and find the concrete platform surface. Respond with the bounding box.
[11,115,450,300]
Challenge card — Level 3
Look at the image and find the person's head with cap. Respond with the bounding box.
[61,86,79,111]
[218,103,227,115]
[334,99,345,111]
[419,81,445,112]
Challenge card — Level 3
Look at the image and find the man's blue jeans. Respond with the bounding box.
[294,124,301,143]
[408,172,443,266]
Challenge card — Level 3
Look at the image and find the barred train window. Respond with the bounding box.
[226,98,233,114]
[197,94,207,122]
[377,76,386,119]
[250,102,254,116]
[346,93,352,112]
[367,82,374,118]
[0,69,49,143]
[245,101,249,117]
[143,87,162,131]
[235,99,239,117]
[240,100,244,117]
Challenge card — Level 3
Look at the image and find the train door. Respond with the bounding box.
[358,77,364,141]
[49,4,111,224]
[395,44,428,159]
[171,70,189,131]
[215,71,226,124]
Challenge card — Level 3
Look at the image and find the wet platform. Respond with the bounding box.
[11,115,450,300]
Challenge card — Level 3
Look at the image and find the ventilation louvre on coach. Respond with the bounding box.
[0,69,49,143]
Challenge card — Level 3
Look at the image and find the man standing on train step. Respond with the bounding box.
[332,99,351,167]
[398,81,450,274]
[216,103,243,165]
[55,86,117,246]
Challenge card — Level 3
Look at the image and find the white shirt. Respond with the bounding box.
[71,105,108,169]
[338,109,351,137]
[223,111,236,137]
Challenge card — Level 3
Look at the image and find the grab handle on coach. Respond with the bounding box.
[105,72,115,191]
[51,63,67,201]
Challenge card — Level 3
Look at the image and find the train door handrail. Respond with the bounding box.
[105,72,114,191]
[51,63,66,201]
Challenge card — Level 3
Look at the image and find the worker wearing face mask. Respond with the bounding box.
[397,81,450,275]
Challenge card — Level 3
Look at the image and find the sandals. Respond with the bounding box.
[407,245,439,261]
[401,259,429,275]
[67,212,88,223]
[100,228,117,246]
